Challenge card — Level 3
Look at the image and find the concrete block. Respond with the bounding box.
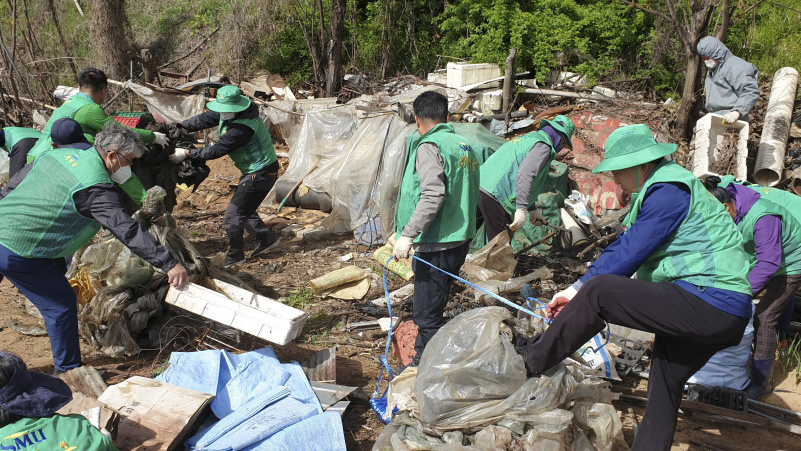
[691,113,748,180]
[446,63,501,88]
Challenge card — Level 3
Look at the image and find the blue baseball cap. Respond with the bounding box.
[51,118,91,150]
[0,352,72,417]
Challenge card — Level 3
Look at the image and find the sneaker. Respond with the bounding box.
[251,235,281,258]
[223,252,246,268]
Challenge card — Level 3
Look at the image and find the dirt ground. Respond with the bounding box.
[3,127,801,450]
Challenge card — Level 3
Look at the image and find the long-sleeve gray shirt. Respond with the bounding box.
[514,141,552,211]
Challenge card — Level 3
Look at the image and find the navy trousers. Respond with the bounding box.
[0,244,82,372]
[411,241,470,365]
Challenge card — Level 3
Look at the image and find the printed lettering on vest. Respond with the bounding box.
[1,429,46,451]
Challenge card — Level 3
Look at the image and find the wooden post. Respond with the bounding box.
[502,48,517,114]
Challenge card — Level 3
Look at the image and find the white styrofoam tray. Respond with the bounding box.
[166,279,307,346]
[691,112,749,180]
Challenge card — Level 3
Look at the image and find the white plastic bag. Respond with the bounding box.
[0,150,10,185]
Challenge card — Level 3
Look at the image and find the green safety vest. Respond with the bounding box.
[719,176,801,226]
[219,117,277,174]
[1,127,41,153]
[737,197,801,276]
[27,92,96,162]
[623,161,751,294]
[0,414,117,451]
[0,147,110,258]
[394,123,480,245]
[479,130,555,215]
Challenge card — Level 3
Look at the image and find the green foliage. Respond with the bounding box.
[778,333,801,385]
[727,1,801,75]
[254,26,314,86]
[437,0,651,79]
[283,287,317,309]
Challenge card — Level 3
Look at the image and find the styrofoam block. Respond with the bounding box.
[477,90,503,111]
[427,70,446,84]
[166,281,307,346]
[446,63,501,88]
[691,113,749,180]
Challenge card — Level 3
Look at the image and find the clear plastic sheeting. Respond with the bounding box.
[0,150,9,185]
[463,232,517,282]
[125,81,206,123]
[572,402,625,451]
[377,124,416,240]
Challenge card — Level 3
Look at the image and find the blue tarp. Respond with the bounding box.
[157,348,345,451]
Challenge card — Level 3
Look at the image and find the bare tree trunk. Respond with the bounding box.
[325,0,345,97]
[677,50,703,140]
[502,48,517,114]
[90,0,137,79]
[47,0,79,80]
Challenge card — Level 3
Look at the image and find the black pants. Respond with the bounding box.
[9,137,37,176]
[476,191,511,242]
[411,241,470,364]
[224,161,279,257]
[525,274,748,451]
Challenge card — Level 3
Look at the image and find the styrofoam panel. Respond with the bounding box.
[166,282,307,345]
[691,113,748,180]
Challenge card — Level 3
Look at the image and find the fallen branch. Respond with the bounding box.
[577,233,618,259]
[158,28,220,70]
[0,92,56,110]
[513,231,558,258]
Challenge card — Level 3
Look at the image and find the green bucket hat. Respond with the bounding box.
[540,115,576,149]
[592,124,677,173]
[207,85,251,113]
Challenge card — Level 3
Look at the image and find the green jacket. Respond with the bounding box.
[395,123,479,245]
[0,414,116,451]
[623,160,751,295]
[0,147,110,258]
[479,130,555,215]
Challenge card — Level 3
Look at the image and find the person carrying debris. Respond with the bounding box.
[697,36,759,124]
[167,85,280,267]
[704,176,801,399]
[0,122,187,375]
[477,115,575,241]
[392,90,480,367]
[0,352,116,450]
[0,126,40,176]
[518,124,752,450]
[24,68,170,205]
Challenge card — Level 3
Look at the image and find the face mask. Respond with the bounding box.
[110,161,132,184]
[704,59,718,69]
[220,112,236,121]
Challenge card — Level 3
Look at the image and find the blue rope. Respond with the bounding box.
[411,255,550,322]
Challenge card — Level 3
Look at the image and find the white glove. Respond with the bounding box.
[509,209,527,231]
[528,209,546,225]
[392,236,414,260]
[168,148,188,164]
[552,286,578,303]
[723,111,741,124]
[153,132,169,148]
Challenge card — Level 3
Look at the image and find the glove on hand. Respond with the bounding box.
[528,209,546,225]
[392,236,414,260]
[168,148,188,164]
[510,209,527,231]
[723,111,741,124]
[153,132,169,148]
[547,285,578,319]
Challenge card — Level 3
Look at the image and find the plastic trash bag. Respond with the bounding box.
[415,307,578,430]
[463,232,517,282]
[572,402,624,451]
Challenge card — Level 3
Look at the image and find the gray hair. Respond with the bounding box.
[94,121,145,159]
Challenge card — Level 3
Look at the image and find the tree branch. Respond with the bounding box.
[769,0,801,14]
[619,0,674,23]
